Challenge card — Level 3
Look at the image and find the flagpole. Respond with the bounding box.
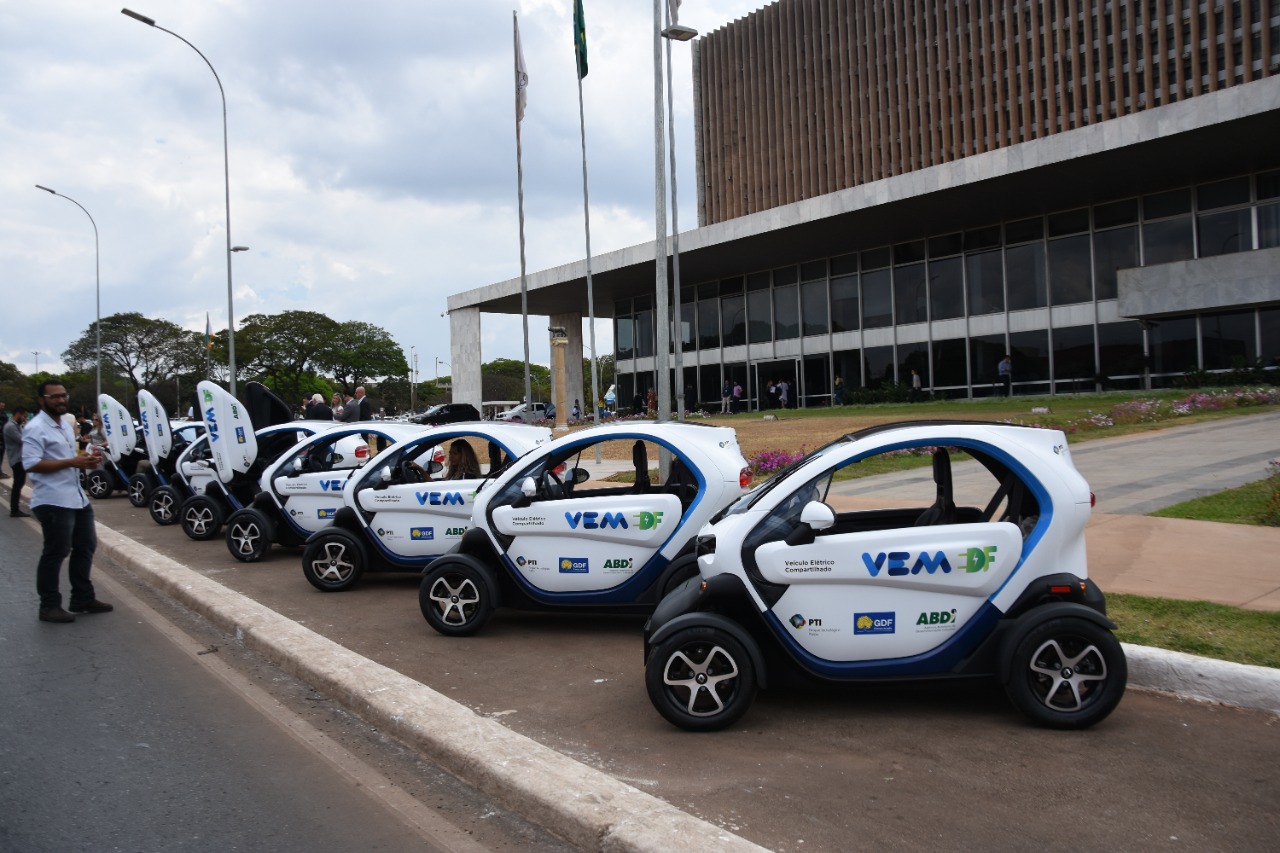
[573,1,601,443]
[513,11,533,410]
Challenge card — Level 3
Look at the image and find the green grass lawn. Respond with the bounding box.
[1108,593,1280,668]
[1150,476,1279,526]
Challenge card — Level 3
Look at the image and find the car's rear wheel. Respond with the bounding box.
[645,626,757,731]
[86,470,112,500]
[1004,616,1127,729]
[149,485,180,526]
[301,531,366,591]
[419,560,493,636]
[226,508,273,563]
[127,473,152,507]
[180,494,224,541]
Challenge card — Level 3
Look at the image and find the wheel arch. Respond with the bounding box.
[645,611,770,690]
[997,601,1118,684]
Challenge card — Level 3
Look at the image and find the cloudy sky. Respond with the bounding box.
[1,0,766,380]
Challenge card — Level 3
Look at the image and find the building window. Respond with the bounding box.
[747,286,772,344]
[1009,329,1051,386]
[928,256,965,320]
[721,294,746,347]
[970,334,1007,396]
[616,316,634,360]
[634,307,654,358]
[1048,234,1094,305]
[697,294,719,350]
[862,269,893,328]
[1197,208,1253,257]
[801,279,829,336]
[894,263,928,324]
[678,302,695,352]
[931,338,968,388]
[1006,242,1048,310]
[1201,311,1257,370]
[830,274,859,333]
[1143,188,1194,265]
[774,284,800,340]
[1097,321,1146,387]
[1093,226,1138,301]
[1150,317,1199,376]
[1259,203,1280,250]
[965,249,1004,314]
[898,342,929,389]
[863,345,895,387]
[1260,309,1280,367]
[1052,324,1098,388]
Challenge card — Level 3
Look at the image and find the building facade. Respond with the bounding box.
[448,0,1280,412]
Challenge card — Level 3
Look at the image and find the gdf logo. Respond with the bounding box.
[635,511,664,530]
[917,609,958,626]
[602,557,633,569]
[958,546,998,572]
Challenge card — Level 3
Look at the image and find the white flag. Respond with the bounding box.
[514,14,529,123]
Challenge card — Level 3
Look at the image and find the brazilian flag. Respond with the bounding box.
[573,0,588,79]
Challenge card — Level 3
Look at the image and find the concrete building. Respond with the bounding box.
[449,0,1280,412]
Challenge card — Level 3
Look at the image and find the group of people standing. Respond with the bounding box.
[302,386,373,422]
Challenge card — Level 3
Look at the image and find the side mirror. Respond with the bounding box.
[287,456,305,477]
[520,477,538,498]
[571,467,590,485]
[799,500,836,530]
[379,467,392,482]
[427,460,444,475]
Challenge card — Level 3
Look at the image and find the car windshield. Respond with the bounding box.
[712,435,852,522]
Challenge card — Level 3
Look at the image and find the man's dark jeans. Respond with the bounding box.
[9,461,26,515]
[32,504,97,610]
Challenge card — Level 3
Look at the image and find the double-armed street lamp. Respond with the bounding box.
[35,184,101,401]
[122,7,241,394]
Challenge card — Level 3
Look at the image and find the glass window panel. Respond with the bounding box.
[615,316,634,360]
[894,263,928,324]
[1097,321,1146,378]
[1258,170,1280,201]
[801,280,828,336]
[678,301,695,352]
[1142,216,1194,265]
[635,309,654,358]
[970,334,1007,395]
[1053,325,1097,380]
[747,289,772,343]
[773,284,799,340]
[932,337,968,386]
[1201,311,1257,369]
[965,249,1005,314]
[1150,316,1198,374]
[1049,208,1090,236]
[965,225,1001,251]
[863,345,896,387]
[746,271,770,291]
[1260,308,1280,367]
[800,260,827,282]
[1006,217,1044,243]
[928,256,965,320]
[898,342,929,388]
[721,294,745,348]
[697,297,719,349]
[862,246,891,270]
[894,240,926,264]
[1093,226,1138,301]
[698,364,720,411]
[1008,329,1051,382]
[833,349,861,392]
[830,253,858,276]
[802,355,829,407]
[1144,188,1191,219]
[1006,242,1048,310]
[928,232,963,257]
[1259,203,1280,250]
[773,266,798,286]
[1049,234,1094,305]
[697,283,717,299]
[1094,198,1139,228]
[830,274,859,333]
[862,269,893,328]
[1197,208,1253,257]
[1196,177,1250,211]
[718,276,744,296]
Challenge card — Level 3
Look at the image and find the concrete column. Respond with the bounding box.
[449,307,483,409]
[550,312,584,417]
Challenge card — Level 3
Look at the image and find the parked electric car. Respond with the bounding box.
[224,421,446,563]
[642,421,1127,731]
[148,432,218,526]
[85,393,145,500]
[128,389,205,507]
[297,422,552,589]
[416,421,752,636]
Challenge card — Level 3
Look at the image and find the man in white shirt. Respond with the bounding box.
[22,380,113,624]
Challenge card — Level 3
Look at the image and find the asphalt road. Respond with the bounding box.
[0,515,574,853]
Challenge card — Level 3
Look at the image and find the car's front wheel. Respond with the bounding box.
[645,625,757,731]
[149,485,180,526]
[301,531,366,591]
[180,494,224,541]
[1004,616,1127,729]
[226,508,273,563]
[419,560,494,636]
[85,470,112,500]
[127,472,152,507]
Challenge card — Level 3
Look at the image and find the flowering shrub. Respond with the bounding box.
[748,447,809,476]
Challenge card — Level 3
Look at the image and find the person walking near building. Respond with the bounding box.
[777,379,790,409]
[23,380,112,623]
[998,354,1013,397]
[833,376,844,406]
[5,406,29,516]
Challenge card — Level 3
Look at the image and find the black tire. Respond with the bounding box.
[301,531,367,592]
[180,494,225,541]
[149,485,181,526]
[419,560,494,636]
[1004,616,1127,729]
[127,473,152,507]
[645,625,758,731]
[86,470,112,500]
[226,508,273,563]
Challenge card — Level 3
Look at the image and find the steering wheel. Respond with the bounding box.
[541,467,563,498]
[400,458,428,484]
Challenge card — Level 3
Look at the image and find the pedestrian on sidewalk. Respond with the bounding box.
[5,406,29,516]
[0,400,9,478]
[22,380,112,624]
[721,379,731,414]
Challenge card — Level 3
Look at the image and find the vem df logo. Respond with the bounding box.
[564,510,664,530]
[862,546,997,577]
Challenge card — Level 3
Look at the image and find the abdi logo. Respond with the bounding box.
[854,612,896,635]
[559,557,589,573]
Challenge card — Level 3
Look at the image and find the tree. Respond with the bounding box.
[482,358,551,402]
[62,312,198,398]
[236,310,340,405]
[319,321,408,393]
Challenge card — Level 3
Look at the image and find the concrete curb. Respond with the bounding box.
[93,525,767,853]
[1123,643,1280,714]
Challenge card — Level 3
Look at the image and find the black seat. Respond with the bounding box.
[664,456,698,510]
[630,441,651,493]
[914,448,956,526]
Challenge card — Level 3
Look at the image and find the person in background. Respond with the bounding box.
[23,380,112,623]
[998,354,1013,397]
[330,393,344,418]
[909,368,923,402]
[355,386,373,421]
[444,439,482,480]
[340,392,359,423]
[0,400,9,478]
[833,375,844,406]
[305,393,333,420]
[777,379,790,409]
[572,399,581,420]
[721,380,732,414]
[5,406,28,516]
[732,380,743,413]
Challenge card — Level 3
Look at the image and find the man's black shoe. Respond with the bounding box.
[39,608,76,623]
[10,510,30,518]
[69,600,114,614]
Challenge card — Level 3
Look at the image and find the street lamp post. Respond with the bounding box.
[662,6,697,423]
[410,345,417,414]
[35,185,101,401]
[123,7,239,395]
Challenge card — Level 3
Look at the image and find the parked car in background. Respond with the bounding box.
[497,401,554,423]
[412,402,480,425]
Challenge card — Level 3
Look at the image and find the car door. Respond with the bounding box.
[272,431,371,534]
